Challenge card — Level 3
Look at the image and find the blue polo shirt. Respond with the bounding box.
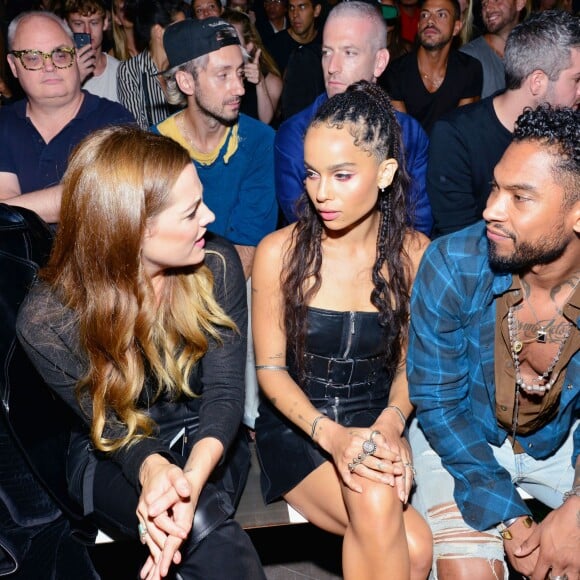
[0,91,134,194]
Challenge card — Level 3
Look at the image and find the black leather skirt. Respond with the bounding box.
[255,368,390,504]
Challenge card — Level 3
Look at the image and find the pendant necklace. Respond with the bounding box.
[511,279,579,354]
[418,62,445,90]
[509,276,578,441]
[508,306,570,395]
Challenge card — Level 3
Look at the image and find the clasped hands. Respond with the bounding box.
[321,420,414,502]
[136,455,198,580]
[506,497,580,580]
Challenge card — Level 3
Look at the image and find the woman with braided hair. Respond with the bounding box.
[253,80,433,579]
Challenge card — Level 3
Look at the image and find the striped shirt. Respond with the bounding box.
[117,50,180,129]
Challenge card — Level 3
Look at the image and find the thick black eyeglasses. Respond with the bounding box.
[9,47,76,71]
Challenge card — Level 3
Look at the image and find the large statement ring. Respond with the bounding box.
[138,521,148,541]
[362,439,377,455]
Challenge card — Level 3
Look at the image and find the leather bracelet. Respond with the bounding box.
[497,515,532,540]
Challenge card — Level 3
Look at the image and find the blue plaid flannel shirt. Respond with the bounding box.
[408,221,580,531]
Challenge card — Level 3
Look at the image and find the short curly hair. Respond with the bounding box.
[513,104,579,208]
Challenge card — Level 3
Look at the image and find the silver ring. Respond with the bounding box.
[403,462,416,477]
[370,430,381,439]
[362,439,377,455]
[138,521,148,539]
[348,462,356,473]
[549,575,568,580]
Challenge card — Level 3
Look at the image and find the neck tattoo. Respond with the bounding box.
[511,277,579,353]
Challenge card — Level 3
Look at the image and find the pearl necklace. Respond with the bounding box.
[507,306,571,395]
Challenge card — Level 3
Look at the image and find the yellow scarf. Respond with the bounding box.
[156,113,239,165]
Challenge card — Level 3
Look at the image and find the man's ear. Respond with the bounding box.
[571,200,580,236]
[452,18,463,37]
[528,68,548,99]
[7,54,19,79]
[314,3,322,18]
[176,70,195,96]
[373,47,390,80]
[103,12,111,32]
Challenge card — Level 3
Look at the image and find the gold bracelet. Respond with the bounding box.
[497,515,532,540]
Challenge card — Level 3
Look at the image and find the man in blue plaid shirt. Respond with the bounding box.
[408,105,580,579]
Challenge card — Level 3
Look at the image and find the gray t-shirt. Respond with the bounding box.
[461,36,505,98]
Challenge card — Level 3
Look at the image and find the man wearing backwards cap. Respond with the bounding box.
[154,17,278,279]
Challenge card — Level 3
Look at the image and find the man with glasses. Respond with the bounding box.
[0,11,133,224]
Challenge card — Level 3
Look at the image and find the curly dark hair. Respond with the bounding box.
[282,80,414,382]
[514,104,579,207]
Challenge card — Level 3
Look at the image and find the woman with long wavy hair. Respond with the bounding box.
[253,81,433,579]
[17,126,264,580]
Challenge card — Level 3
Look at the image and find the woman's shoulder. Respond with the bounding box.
[17,281,73,342]
[403,229,430,275]
[256,224,294,258]
[253,225,295,279]
[203,233,244,283]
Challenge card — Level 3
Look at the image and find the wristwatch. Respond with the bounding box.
[497,515,533,540]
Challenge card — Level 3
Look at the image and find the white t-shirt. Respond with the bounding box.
[83,53,121,103]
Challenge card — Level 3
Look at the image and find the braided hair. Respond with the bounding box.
[282,80,413,382]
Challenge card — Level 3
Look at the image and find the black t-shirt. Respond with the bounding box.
[266,28,322,74]
[380,50,483,134]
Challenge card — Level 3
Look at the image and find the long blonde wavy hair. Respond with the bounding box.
[41,126,235,452]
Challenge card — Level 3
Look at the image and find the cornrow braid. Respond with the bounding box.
[282,80,413,382]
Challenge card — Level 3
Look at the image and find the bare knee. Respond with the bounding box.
[405,507,433,580]
[429,503,506,580]
[348,480,402,536]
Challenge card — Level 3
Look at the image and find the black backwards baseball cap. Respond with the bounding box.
[161,17,241,72]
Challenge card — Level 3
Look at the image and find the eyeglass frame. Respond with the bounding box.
[9,47,77,71]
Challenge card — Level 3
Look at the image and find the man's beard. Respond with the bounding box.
[195,90,239,127]
[488,223,571,272]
